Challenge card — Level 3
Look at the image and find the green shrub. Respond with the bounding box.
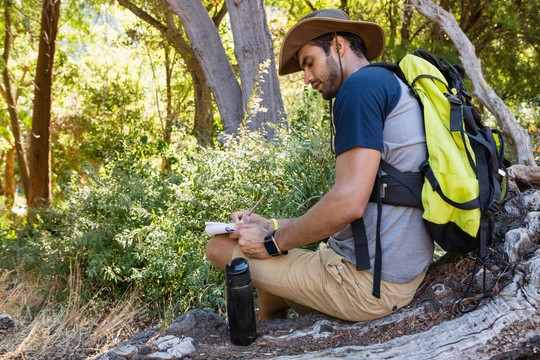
[0,110,335,317]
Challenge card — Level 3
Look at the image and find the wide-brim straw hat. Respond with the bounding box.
[279,9,386,76]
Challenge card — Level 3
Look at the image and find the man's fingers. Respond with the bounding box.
[231,210,250,223]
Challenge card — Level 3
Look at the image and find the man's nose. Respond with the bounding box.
[304,70,314,85]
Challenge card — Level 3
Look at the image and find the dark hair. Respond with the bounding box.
[309,32,367,59]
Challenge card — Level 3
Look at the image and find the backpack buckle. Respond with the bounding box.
[487,200,502,215]
[408,86,419,99]
[380,183,387,198]
[445,93,462,105]
[419,160,430,173]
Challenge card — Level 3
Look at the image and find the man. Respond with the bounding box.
[206,8,434,322]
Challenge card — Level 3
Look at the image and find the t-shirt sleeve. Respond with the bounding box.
[333,67,402,156]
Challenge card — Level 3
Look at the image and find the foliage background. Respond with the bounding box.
[1,89,335,317]
[0,0,538,322]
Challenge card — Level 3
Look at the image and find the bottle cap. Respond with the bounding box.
[225,257,251,286]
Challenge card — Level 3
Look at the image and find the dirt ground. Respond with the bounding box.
[0,239,519,360]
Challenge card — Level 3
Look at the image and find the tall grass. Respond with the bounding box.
[0,268,148,359]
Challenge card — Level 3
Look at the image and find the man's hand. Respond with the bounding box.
[230,209,251,224]
[230,222,271,259]
[231,211,274,232]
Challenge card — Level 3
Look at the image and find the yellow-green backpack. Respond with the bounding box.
[352,50,509,308]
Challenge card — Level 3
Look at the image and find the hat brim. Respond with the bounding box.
[278,18,386,76]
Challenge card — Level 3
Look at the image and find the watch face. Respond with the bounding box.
[264,237,279,256]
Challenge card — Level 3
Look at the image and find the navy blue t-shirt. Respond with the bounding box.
[333,67,402,156]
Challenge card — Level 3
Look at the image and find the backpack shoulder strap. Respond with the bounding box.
[351,174,383,299]
[367,62,408,86]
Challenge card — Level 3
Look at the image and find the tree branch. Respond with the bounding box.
[2,0,30,201]
[410,0,537,167]
[409,25,425,43]
[212,0,227,28]
[116,0,194,63]
[0,83,6,100]
[304,0,316,12]
[117,0,168,33]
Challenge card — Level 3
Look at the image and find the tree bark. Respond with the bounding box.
[165,0,243,136]
[225,0,284,137]
[459,0,483,34]
[162,10,214,146]
[192,73,214,146]
[409,0,537,167]
[507,164,540,190]
[2,0,30,204]
[117,0,215,147]
[29,0,61,207]
[4,147,15,208]
[161,47,173,171]
[430,0,449,43]
[400,0,414,44]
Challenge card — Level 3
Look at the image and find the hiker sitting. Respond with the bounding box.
[206,8,434,322]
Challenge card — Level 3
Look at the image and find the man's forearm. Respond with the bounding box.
[274,187,365,251]
[273,147,381,252]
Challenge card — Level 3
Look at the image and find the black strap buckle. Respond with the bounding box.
[419,160,430,173]
[445,93,462,105]
[486,200,502,215]
[408,86,419,99]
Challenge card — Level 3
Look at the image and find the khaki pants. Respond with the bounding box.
[232,242,427,322]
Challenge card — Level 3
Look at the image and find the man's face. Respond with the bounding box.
[297,43,340,100]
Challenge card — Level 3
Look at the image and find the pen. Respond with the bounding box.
[247,195,265,216]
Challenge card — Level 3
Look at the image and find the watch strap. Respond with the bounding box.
[264,230,287,256]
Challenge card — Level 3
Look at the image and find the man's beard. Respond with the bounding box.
[320,55,341,100]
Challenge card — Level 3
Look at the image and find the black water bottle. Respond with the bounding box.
[225,257,257,346]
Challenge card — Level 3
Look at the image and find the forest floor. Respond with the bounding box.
[161,250,515,360]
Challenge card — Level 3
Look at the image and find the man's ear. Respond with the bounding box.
[333,35,346,56]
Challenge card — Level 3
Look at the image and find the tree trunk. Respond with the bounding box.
[430,0,449,43]
[4,147,15,208]
[162,10,215,147]
[279,290,539,359]
[164,47,173,148]
[2,0,30,204]
[28,0,61,208]
[409,0,537,167]
[459,0,483,34]
[118,0,216,146]
[225,0,284,138]
[400,0,413,44]
[192,73,214,146]
[506,164,540,190]
[384,0,397,49]
[0,151,3,196]
[162,47,173,171]
[166,0,244,136]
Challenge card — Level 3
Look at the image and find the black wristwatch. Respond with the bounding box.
[264,230,288,256]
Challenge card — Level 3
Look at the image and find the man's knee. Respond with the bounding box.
[205,236,220,266]
[205,235,236,269]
